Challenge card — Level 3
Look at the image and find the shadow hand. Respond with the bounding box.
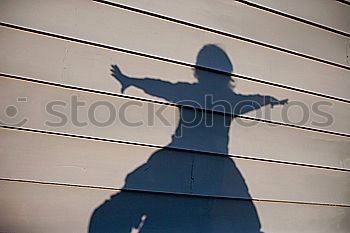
[111,65,131,93]
[271,98,288,108]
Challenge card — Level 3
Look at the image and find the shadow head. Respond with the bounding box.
[194,44,234,87]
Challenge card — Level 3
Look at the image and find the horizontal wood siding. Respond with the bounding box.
[1,0,350,100]
[0,0,349,232]
[0,180,349,233]
[247,0,350,34]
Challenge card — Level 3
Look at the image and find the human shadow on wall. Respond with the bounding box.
[89,45,287,233]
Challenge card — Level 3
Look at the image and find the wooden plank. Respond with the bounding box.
[1,0,349,101]
[1,125,350,205]
[0,180,349,233]
[1,77,350,170]
[1,29,350,136]
[107,0,350,67]
[247,0,350,34]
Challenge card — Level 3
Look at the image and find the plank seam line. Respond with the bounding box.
[0,178,349,208]
[2,125,350,172]
[1,22,350,104]
[93,0,350,70]
[335,0,350,6]
[236,0,350,37]
[2,73,350,138]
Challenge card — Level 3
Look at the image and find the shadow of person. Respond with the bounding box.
[89,44,287,233]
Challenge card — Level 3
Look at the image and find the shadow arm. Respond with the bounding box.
[111,65,186,101]
[234,94,288,115]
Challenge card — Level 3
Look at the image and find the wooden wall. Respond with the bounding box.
[0,0,349,232]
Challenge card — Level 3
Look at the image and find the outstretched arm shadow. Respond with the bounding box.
[111,65,192,103]
[112,65,288,114]
[232,93,288,116]
[90,44,287,232]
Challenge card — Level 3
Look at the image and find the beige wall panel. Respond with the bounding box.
[108,0,350,66]
[0,180,349,233]
[1,29,349,136]
[1,0,349,230]
[1,0,349,100]
[1,128,350,205]
[1,77,350,170]
[249,0,350,34]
